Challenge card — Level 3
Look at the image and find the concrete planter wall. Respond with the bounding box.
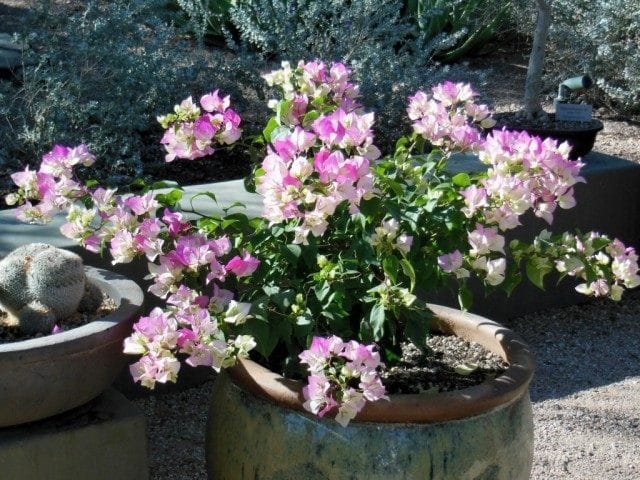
[0,267,143,427]
[205,304,535,480]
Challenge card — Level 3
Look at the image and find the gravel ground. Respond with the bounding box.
[131,290,640,480]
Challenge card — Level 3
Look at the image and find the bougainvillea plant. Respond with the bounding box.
[7,60,639,426]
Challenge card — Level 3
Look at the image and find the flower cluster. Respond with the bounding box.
[158,91,241,162]
[256,60,378,244]
[546,231,640,299]
[476,129,585,228]
[7,103,260,387]
[262,60,360,113]
[407,81,495,152]
[6,60,640,426]
[6,144,95,223]
[434,106,586,290]
[370,218,413,255]
[299,336,388,426]
[123,285,256,389]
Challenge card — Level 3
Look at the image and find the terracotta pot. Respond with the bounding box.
[205,304,535,480]
[0,267,143,427]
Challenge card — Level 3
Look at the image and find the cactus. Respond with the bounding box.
[0,243,102,335]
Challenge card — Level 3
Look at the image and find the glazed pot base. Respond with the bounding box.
[206,304,535,479]
[207,371,534,480]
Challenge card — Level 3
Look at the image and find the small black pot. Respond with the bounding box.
[493,113,604,160]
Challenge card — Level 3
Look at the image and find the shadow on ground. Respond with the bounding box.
[505,290,640,402]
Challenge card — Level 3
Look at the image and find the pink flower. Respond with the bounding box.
[200,90,230,112]
[129,353,181,389]
[124,193,159,216]
[343,340,382,374]
[162,209,190,237]
[134,307,178,345]
[273,137,298,161]
[193,115,218,142]
[287,94,309,124]
[109,230,138,264]
[301,60,327,83]
[437,250,470,279]
[313,149,345,183]
[225,251,260,277]
[461,185,488,218]
[468,224,505,256]
[302,374,337,417]
[312,110,346,145]
[335,388,366,427]
[431,81,476,106]
[359,371,388,402]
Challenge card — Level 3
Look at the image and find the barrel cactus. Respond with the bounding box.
[0,243,102,335]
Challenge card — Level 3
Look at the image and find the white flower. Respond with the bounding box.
[223,301,252,325]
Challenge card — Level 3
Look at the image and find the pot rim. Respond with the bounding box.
[228,303,535,424]
[493,112,604,134]
[0,266,144,356]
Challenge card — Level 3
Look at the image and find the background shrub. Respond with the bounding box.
[0,0,266,187]
[226,0,480,149]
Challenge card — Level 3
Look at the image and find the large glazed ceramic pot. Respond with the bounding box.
[205,304,535,480]
[0,267,143,427]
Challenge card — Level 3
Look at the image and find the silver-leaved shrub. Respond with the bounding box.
[0,0,267,185]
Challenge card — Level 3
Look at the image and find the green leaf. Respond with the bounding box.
[242,317,278,359]
[155,188,183,208]
[383,346,403,365]
[277,100,292,124]
[151,180,180,190]
[129,178,147,192]
[262,285,280,296]
[383,255,399,284]
[359,317,374,343]
[591,236,610,251]
[300,239,318,268]
[395,135,410,152]
[262,117,279,142]
[526,256,553,290]
[279,244,301,266]
[270,126,291,142]
[295,316,311,326]
[190,191,217,207]
[222,201,247,213]
[302,110,320,127]
[457,283,473,310]
[272,290,294,310]
[314,281,331,302]
[400,258,417,291]
[501,261,522,297]
[197,217,221,234]
[452,172,471,187]
[405,308,431,350]
[369,303,386,340]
